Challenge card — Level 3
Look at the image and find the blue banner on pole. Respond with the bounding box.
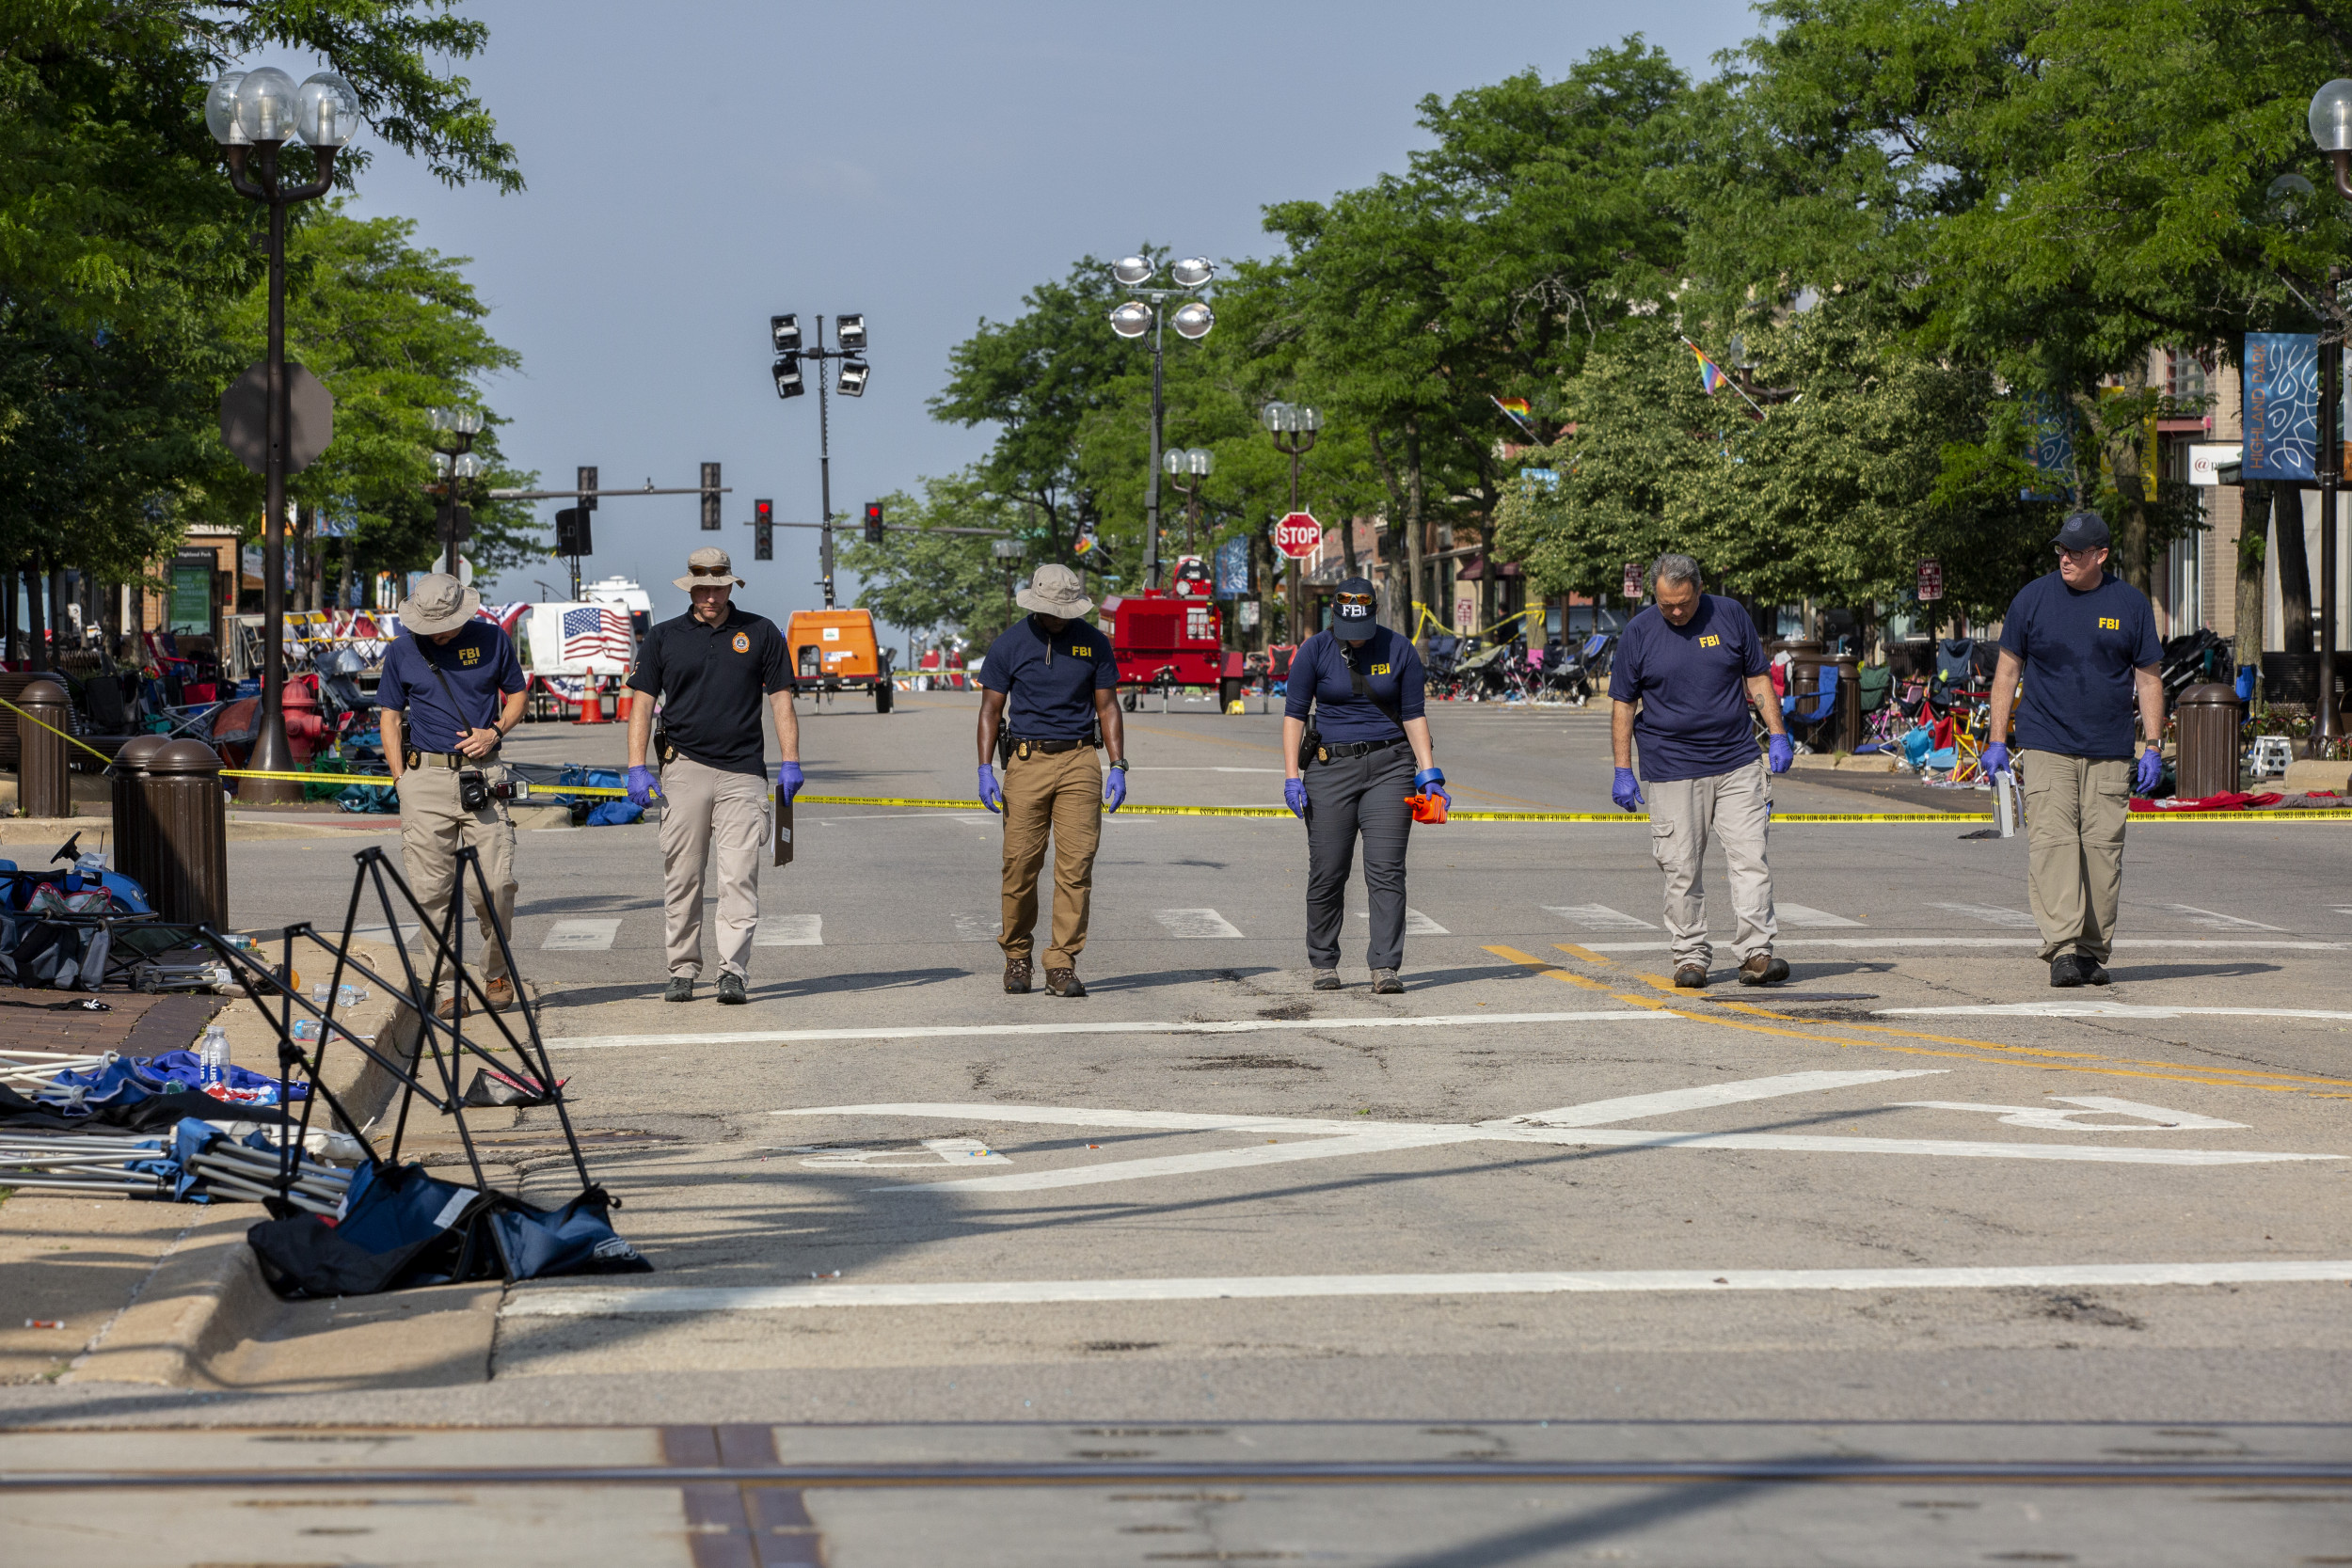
[2244,332,2318,482]
[1214,536,1249,600]
[2020,390,2074,501]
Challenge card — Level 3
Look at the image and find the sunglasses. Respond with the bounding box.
[1335,592,1375,609]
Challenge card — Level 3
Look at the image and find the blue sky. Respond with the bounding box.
[300,1,1763,629]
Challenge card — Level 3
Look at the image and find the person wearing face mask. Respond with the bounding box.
[1983,511,2165,989]
[1608,553,1792,990]
[1280,577,1446,995]
[624,547,802,1006]
[977,563,1127,999]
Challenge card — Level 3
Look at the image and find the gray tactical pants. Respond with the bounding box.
[1303,740,1415,972]
[1645,758,1777,972]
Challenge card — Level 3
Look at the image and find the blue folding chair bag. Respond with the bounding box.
[484,1185,651,1281]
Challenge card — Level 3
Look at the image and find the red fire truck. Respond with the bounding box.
[1099,555,1248,709]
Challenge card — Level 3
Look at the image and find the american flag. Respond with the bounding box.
[562,605,630,663]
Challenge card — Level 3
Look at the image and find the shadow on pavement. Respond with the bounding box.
[1082,967,1282,994]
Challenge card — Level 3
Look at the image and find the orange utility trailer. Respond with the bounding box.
[786,608,896,711]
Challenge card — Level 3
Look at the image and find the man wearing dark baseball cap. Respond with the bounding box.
[1280,576,1448,993]
[1984,510,2164,988]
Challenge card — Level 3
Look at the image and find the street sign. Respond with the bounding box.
[219,361,333,475]
[1622,562,1643,600]
[1274,511,1321,560]
[2187,444,2242,486]
[1917,559,1944,602]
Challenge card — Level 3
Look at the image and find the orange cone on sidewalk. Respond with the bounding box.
[575,676,608,724]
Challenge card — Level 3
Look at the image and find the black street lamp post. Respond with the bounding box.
[2308,77,2352,743]
[1261,401,1322,641]
[769,313,869,608]
[1163,447,1214,552]
[429,407,485,577]
[206,66,357,804]
[1108,257,1216,589]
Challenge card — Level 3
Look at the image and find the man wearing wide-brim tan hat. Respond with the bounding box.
[377,572,530,1016]
[975,563,1127,998]
[625,546,803,1006]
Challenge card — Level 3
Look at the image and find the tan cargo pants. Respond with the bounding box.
[1000,743,1102,970]
[660,755,770,980]
[2020,750,2131,963]
[395,759,518,981]
[1645,759,1777,972]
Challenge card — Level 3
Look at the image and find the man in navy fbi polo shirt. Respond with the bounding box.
[1607,553,1793,989]
[1983,510,2165,988]
[377,573,530,1017]
[977,564,1127,998]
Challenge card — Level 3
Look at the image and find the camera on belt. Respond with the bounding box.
[455,768,533,809]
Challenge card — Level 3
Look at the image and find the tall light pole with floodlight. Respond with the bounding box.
[205,65,358,804]
[769,313,869,608]
[1261,400,1322,644]
[2305,78,2352,744]
[1108,256,1215,589]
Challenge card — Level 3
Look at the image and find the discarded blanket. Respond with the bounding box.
[2128,790,2286,813]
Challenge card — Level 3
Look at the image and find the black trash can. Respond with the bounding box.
[2173,683,2242,800]
[15,676,72,819]
[144,738,228,927]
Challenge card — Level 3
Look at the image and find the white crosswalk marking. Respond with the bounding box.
[755,913,824,946]
[542,918,619,951]
[1927,901,2039,928]
[1544,903,1656,930]
[2168,904,2285,932]
[1155,908,1245,939]
[1776,902,1862,927]
[1357,908,1449,935]
[952,914,1001,943]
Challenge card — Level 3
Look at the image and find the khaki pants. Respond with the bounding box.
[2021,750,2131,963]
[660,755,770,979]
[1000,744,1102,969]
[395,760,518,981]
[1645,759,1776,971]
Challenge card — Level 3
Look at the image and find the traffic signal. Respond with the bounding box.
[577,465,597,511]
[701,463,721,530]
[771,354,804,398]
[864,502,883,544]
[754,499,773,562]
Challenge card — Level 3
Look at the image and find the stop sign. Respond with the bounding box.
[1274,511,1322,559]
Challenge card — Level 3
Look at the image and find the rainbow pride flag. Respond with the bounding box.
[1490,394,1535,432]
[1690,342,1728,395]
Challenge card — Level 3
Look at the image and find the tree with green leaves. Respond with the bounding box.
[837,469,1032,649]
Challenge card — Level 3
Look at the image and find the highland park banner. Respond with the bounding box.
[2243,333,2318,483]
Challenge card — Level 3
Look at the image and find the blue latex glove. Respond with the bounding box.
[1982,741,2011,777]
[1284,778,1310,819]
[1612,767,1645,812]
[775,760,803,804]
[1767,733,1794,774]
[2135,745,2163,795]
[1413,767,1450,808]
[626,765,662,807]
[2235,663,2257,702]
[977,764,1004,814]
[1104,765,1126,814]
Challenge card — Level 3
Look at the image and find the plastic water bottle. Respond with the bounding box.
[199,1023,230,1089]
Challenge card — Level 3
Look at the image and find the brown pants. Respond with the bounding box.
[394,759,518,981]
[999,744,1102,969]
[2021,750,2131,963]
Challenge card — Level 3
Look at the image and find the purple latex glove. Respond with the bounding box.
[1611,767,1645,812]
[626,765,662,807]
[1284,778,1310,819]
[1103,765,1127,814]
[1413,767,1450,808]
[1767,733,1794,774]
[775,760,803,804]
[1982,741,2011,777]
[978,764,1004,814]
[2135,746,2163,795]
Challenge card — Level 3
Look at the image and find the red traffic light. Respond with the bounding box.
[864,502,883,545]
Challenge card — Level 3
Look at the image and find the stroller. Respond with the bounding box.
[1423,633,1466,698]
[1540,632,1615,706]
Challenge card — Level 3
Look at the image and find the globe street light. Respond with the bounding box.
[2308,78,2352,743]
[429,405,485,576]
[206,66,358,804]
[1107,255,1216,588]
[1163,447,1214,550]
[1262,402,1323,641]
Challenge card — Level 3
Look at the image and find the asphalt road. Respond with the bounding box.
[7,689,2348,1565]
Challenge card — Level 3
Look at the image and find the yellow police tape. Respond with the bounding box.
[212,772,2352,823]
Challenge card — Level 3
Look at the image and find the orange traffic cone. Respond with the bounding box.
[614,685,633,723]
[575,676,608,724]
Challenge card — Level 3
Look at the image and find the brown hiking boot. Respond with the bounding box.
[1004,956,1033,994]
[1044,967,1087,998]
[1738,954,1790,987]
[1673,964,1708,989]
[483,975,516,1010]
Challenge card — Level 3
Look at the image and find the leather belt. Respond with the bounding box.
[1317,736,1407,760]
[410,748,498,768]
[1009,736,1089,755]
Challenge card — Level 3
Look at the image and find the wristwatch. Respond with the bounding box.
[1108,759,1129,772]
